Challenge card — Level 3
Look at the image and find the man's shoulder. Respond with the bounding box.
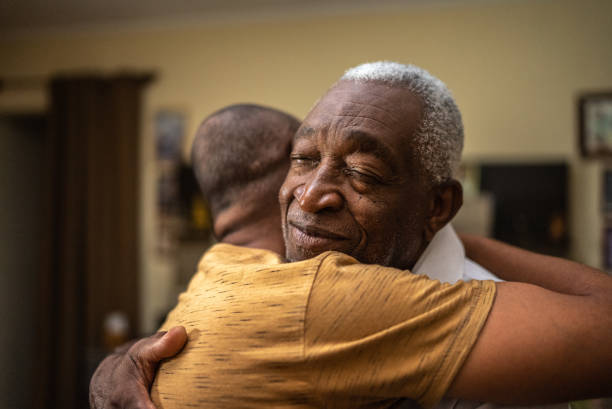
[463,258,503,282]
[200,243,285,266]
[198,244,342,284]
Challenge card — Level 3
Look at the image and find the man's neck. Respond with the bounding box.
[215,207,285,255]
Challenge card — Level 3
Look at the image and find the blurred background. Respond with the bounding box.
[1,0,611,407]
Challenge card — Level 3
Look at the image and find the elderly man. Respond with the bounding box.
[90,98,500,409]
[93,63,612,408]
[151,62,611,408]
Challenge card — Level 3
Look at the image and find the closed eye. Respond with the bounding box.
[344,168,383,185]
[290,155,319,168]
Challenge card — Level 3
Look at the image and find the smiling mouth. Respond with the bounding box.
[289,222,348,240]
[288,222,351,253]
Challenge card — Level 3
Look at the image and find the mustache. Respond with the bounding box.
[288,221,349,240]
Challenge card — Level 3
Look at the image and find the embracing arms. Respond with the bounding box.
[89,236,612,408]
[449,235,612,403]
[89,327,187,409]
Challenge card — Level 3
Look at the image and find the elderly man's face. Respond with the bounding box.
[279,80,432,269]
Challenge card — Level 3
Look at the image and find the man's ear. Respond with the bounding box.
[425,179,463,241]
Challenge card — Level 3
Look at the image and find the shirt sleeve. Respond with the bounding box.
[159,243,284,331]
[158,270,205,331]
[303,252,496,409]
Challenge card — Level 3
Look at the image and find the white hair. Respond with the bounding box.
[341,61,463,184]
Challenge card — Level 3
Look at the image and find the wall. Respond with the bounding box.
[1,0,610,332]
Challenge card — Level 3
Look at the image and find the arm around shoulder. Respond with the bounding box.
[449,236,612,404]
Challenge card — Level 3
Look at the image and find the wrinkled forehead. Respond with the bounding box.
[302,80,422,138]
[298,82,422,166]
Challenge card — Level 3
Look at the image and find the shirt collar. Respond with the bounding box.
[412,224,465,284]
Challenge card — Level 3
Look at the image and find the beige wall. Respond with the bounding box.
[2,0,610,332]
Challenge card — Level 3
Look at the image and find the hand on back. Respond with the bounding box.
[89,326,187,409]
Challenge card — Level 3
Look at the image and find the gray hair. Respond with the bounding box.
[341,61,463,184]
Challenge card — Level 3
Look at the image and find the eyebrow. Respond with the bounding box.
[294,126,315,141]
[342,130,398,172]
[293,126,399,173]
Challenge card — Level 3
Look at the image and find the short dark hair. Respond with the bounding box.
[191,104,299,216]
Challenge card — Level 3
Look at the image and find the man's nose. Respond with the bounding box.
[295,165,344,213]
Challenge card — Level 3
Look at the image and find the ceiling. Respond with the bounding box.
[0,0,499,32]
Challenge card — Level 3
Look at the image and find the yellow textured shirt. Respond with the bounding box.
[151,244,495,409]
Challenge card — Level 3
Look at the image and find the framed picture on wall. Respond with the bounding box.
[604,226,612,270]
[604,169,612,212]
[578,91,612,157]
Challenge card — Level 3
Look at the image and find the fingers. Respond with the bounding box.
[89,329,188,409]
[149,326,188,361]
[127,327,188,387]
[131,326,187,366]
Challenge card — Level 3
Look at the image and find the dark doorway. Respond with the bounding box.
[0,113,47,409]
[480,163,569,257]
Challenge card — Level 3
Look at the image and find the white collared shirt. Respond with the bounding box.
[413,224,502,284]
[409,226,569,409]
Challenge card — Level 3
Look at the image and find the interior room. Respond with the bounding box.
[1,0,611,408]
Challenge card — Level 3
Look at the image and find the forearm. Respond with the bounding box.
[461,234,612,298]
[452,235,612,403]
